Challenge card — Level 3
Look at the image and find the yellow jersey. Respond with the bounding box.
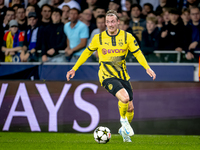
[72,29,150,85]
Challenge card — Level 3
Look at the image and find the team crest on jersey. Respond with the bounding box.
[118,39,123,47]
[108,84,113,90]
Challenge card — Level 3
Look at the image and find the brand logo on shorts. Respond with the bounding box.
[108,84,113,90]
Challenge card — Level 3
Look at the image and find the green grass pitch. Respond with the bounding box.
[0,132,200,150]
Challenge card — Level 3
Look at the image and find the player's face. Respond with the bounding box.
[106,15,119,35]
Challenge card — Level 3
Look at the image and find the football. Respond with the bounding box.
[94,126,111,144]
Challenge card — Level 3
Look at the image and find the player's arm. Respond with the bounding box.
[128,34,156,80]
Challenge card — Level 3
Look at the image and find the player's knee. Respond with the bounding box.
[121,95,130,103]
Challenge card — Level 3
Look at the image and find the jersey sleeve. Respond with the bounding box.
[72,34,99,71]
[87,34,98,51]
[127,33,140,53]
[127,33,150,70]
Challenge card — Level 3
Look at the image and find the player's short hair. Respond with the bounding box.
[119,16,129,25]
[146,16,158,24]
[106,10,119,20]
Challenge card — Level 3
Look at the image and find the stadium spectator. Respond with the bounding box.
[80,8,96,36]
[2,19,24,62]
[16,6,27,32]
[185,6,200,61]
[12,3,21,13]
[120,16,140,42]
[41,8,66,62]
[159,8,185,61]
[162,7,170,26]
[61,5,70,24]
[81,0,98,11]
[156,0,172,12]
[141,16,161,62]
[129,4,146,42]
[64,8,89,62]
[124,0,132,18]
[178,0,200,10]
[25,5,35,25]
[8,0,23,7]
[50,0,63,8]
[40,4,52,26]
[0,0,8,18]
[93,6,106,18]
[88,14,106,45]
[58,0,81,11]
[141,3,154,19]
[108,0,121,13]
[156,11,164,30]
[20,12,39,62]
[88,14,106,61]
[2,8,15,33]
[27,0,41,18]
[140,0,159,11]
[181,8,190,26]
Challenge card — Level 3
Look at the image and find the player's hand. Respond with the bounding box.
[146,68,156,80]
[66,69,75,81]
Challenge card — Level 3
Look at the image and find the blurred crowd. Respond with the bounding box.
[0,0,200,63]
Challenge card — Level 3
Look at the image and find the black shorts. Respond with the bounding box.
[102,78,133,101]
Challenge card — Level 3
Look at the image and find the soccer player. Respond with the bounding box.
[66,10,156,142]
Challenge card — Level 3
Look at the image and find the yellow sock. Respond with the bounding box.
[126,111,134,123]
[118,100,128,119]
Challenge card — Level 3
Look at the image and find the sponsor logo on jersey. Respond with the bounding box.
[102,48,126,55]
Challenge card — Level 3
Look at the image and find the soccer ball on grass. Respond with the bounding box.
[94,126,111,144]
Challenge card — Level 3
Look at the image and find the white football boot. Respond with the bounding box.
[120,117,134,136]
[118,127,132,142]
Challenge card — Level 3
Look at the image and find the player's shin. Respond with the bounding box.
[118,100,128,119]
